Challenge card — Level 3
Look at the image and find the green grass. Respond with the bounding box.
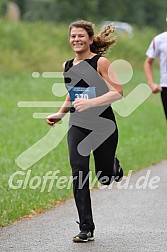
[0,73,73,226]
[0,19,166,227]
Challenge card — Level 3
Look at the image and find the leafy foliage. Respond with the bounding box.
[1,0,167,30]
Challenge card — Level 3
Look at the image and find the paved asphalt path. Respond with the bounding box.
[0,160,167,252]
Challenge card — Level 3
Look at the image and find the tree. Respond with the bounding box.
[1,0,166,31]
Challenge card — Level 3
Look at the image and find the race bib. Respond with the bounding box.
[67,86,96,101]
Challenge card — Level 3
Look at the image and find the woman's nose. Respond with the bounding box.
[74,36,79,41]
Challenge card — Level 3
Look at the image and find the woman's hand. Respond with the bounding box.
[150,83,162,93]
[72,98,92,112]
[46,113,62,126]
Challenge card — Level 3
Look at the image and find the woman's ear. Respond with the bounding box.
[89,38,93,45]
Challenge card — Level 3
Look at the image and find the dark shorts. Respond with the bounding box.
[161,87,167,120]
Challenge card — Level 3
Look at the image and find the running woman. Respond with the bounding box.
[46,20,123,242]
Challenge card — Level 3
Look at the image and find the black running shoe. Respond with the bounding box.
[73,229,95,242]
[114,157,124,182]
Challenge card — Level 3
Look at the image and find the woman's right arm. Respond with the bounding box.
[46,93,70,126]
[144,57,162,93]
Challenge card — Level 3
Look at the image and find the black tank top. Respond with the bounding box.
[64,54,116,126]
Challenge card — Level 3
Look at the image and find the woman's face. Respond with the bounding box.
[69,27,93,54]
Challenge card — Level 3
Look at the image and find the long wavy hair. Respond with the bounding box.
[69,20,117,54]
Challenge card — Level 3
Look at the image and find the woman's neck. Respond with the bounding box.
[75,51,95,61]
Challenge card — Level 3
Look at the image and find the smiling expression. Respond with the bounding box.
[69,27,93,54]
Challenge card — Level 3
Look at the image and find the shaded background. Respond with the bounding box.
[0,0,167,30]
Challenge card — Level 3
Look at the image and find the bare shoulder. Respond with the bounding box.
[98,56,110,65]
[97,56,111,73]
[62,61,66,71]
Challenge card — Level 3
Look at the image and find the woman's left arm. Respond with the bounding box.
[73,57,123,112]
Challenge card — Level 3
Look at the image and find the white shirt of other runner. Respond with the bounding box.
[146,31,167,87]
